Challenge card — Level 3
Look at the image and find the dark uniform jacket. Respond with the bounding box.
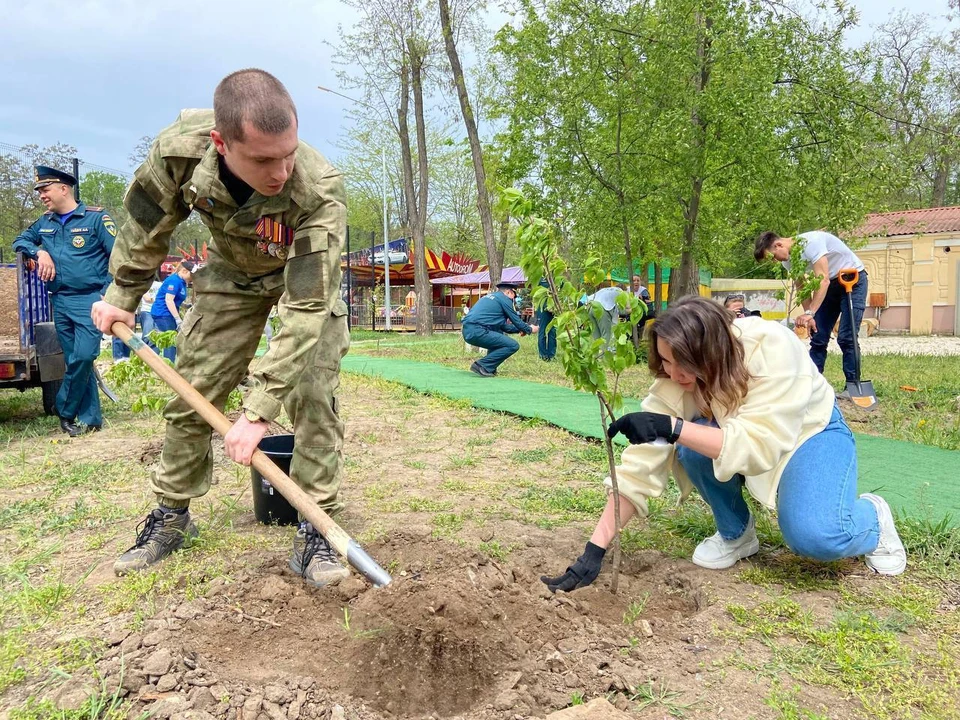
[13,203,115,295]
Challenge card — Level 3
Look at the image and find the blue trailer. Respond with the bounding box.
[0,254,64,415]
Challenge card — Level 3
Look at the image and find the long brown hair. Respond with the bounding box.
[646,296,752,417]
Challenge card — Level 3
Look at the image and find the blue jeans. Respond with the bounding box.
[462,325,519,373]
[51,292,103,426]
[112,336,130,360]
[676,406,880,561]
[151,314,179,364]
[810,272,868,383]
[536,308,556,360]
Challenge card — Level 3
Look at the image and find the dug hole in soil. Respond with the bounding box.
[78,536,715,720]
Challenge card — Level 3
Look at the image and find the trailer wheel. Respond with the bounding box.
[41,379,61,416]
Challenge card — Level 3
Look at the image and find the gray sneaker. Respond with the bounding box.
[289,523,350,587]
[113,509,198,576]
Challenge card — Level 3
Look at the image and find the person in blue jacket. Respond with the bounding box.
[535,278,556,361]
[13,166,116,436]
[150,261,196,363]
[461,281,538,377]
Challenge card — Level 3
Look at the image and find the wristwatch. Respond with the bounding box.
[243,408,265,424]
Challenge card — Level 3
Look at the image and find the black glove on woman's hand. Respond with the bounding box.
[607,412,674,444]
[540,541,606,593]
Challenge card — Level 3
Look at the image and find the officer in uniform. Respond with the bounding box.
[461,281,538,376]
[91,69,350,587]
[13,166,116,436]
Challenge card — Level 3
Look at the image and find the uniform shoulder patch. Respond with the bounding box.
[102,214,118,237]
[85,206,103,212]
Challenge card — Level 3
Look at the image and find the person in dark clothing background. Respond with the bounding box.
[461,281,538,376]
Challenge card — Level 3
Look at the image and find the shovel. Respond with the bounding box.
[837,269,877,412]
[112,321,392,588]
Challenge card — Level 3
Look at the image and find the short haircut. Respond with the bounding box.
[214,69,298,143]
[754,231,781,262]
[723,294,745,308]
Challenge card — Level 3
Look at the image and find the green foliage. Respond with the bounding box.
[490,0,895,282]
[767,236,823,321]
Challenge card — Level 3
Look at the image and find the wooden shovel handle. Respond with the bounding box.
[111,322,391,587]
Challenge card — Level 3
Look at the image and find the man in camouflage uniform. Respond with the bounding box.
[92,69,350,587]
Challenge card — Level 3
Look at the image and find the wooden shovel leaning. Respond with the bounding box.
[112,322,392,588]
[837,269,878,412]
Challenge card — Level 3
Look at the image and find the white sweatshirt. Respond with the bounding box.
[605,317,836,514]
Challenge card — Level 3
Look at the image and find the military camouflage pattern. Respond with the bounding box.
[103,109,348,514]
[113,508,199,575]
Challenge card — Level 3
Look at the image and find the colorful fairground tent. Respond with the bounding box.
[429,266,527,288]
[341,238,487,285]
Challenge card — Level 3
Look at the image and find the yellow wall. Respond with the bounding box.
[856,232,960,334]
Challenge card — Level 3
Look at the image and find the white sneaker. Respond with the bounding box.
[861,494,907,576]
[692,515,760,569]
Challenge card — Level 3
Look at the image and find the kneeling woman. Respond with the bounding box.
[543,296,905,592]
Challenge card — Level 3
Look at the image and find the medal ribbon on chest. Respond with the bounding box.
[255,217,295,260]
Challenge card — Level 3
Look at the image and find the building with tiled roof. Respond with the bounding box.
[848,206,960,334]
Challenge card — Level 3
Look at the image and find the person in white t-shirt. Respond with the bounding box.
[755,230,867,396]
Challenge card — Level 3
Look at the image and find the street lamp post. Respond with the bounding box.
[318,84,391,329]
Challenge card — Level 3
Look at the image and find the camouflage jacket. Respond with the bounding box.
[104,109,346,421]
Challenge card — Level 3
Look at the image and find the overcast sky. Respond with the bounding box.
[0,0,953,175]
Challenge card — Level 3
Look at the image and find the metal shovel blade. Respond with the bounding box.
[845,379,878,411]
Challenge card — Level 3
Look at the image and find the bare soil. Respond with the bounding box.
[3,375,881,720]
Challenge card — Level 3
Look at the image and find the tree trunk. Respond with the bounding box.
[497,212,509,271]
[654,261,663,310]
[408,37,433,335]
[932,149,949,208]
[670,13,713,302]
[438,0,501,286]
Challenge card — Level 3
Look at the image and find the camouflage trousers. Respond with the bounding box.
[150,265,349,517]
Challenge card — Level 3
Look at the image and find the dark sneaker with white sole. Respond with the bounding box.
[113,509,198,575]
[289,522,350,587]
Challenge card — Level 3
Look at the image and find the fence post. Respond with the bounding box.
[370,231,376,331]
[345,226,351,330]
[72,158,80,202]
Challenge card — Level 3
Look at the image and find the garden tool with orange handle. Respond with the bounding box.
[111,321,392,587]
[837,269,877,412]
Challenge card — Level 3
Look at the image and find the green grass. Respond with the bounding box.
[348,329,960,450]
[513,483,607,528]
[726,597,959,719]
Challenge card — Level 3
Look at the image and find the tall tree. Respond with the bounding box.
[337,0,441,334]
[438,0,501,285]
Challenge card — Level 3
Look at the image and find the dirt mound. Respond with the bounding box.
[60,535,715,720]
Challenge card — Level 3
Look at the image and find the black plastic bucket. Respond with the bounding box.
[251,434,299,526]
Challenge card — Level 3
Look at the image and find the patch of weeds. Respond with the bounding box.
[11,669,144,720]
[402,459,427,470]
[895,514,960,581]
[564,444,607,468]
[339,607,384,639]
[725,597,959,718]
[514,484,605,528]
[622,593,649,625]
[569,691,585,706]
[362,482,403,504]
[478,540,515,562]
[737,558,845,592]
[357,523,388,546]
[357,432,379,444]
[439,478,470,492]
[444,453,478,470]
[509,447,552,463]
[764,682,831,719]
[405,497,453,513]
[840,582,941,629]
[0,630,27,692]
[465,436,494,448]
[629,680,696,715]
[517,416,549,430]
[432,512,468,539]
[0,498,53,528]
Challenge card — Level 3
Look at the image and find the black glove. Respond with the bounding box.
[607,412,674,444]
[541,541,606,593]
